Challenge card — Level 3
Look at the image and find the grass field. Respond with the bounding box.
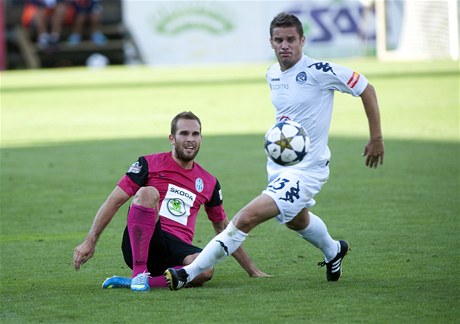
[1,59,459,323]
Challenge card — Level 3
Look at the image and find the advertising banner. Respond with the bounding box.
[122,0,375,66]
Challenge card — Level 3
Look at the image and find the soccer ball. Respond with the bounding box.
[264,120,310,166]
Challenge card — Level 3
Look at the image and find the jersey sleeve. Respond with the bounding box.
[204,179,227,222]
[117,156,149,196]
[310,61,368,96]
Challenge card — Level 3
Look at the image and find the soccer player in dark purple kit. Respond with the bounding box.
[73,111,268,291]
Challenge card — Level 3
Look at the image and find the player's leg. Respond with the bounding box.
[88,1,106,45]
[102,274,171,289]
[127,186,159,290]
[117,219,175,289]
[183,252,214,287]
[165,193,279,290]
[161,232,214,288]
[291,211,349,282]
[187,193,277,278]
[286,209,340,263]
[49,1,66,44]
[102,273,174,289]
[285,209,350,282]
[68,1,86,45]
[263,168,348,280]
[33,6,49,47]
[148,269,178,288]
[140,256,210,289]
[143,257,212,289]
[273,167,335,257]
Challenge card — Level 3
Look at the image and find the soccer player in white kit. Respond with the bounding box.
[165,12,384,289]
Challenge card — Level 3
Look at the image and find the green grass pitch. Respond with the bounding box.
[1,59,459,323]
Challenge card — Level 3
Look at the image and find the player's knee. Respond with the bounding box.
[132,186,159,209]
[234,212,253,231]
[234,207,264,232]
[234,194,279,232]
[285,209,309,231]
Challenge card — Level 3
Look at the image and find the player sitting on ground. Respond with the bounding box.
[73,111,269,291]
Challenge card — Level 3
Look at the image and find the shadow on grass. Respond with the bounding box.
[1,134,458,235]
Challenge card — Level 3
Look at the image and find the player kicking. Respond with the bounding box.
[165,12,384,290]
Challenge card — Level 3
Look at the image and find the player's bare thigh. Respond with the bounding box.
[233,193,280,233]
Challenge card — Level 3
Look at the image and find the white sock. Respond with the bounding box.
[183,221,248,282]
[296,212,339,262]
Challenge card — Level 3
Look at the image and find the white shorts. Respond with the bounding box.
[262,166,329,224]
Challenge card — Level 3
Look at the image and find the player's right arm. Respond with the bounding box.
[73,186,131,270]
[360,83,384,168]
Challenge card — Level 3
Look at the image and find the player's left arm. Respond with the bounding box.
[360,83,384,168]
[211,219,271,277]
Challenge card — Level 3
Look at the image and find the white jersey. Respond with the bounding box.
[265,55,368,176]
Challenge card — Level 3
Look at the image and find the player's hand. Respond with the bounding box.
[363,137,384,168]
[73,240,95,271]
[248,268,273,278]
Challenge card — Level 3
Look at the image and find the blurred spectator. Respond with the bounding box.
[67,0,107,46]
[21,0,67,48]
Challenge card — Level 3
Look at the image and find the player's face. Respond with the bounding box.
[270,26,305,71]
[169,119,202,166]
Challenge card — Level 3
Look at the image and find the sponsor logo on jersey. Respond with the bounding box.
[128,161,142,174]
[308,62,336,75]
[167,198,186,216]
[169,186,194,202]
[270,83,289,90]
[160,184,196,225]
[296,71,307,84]
[195,178,204,192]
[347,71,360,88]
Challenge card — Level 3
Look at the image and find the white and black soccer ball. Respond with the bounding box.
[264,120,310,166]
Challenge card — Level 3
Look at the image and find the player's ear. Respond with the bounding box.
[300,36,305,47]
[169,134,175,144]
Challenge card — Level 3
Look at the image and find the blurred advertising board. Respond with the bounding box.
[122,0,375,66]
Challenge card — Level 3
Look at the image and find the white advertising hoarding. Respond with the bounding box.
[122,0,375,66]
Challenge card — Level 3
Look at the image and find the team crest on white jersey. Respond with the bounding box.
[195,178,204,192]
[296,71,307,84]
